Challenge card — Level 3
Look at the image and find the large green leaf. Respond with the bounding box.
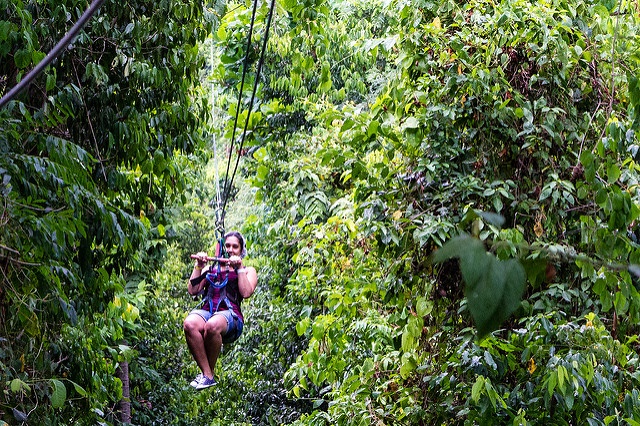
[49,379,66,409]
[433,235,526,337]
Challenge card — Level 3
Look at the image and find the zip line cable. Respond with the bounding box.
[220,0,276,222]
[206,2,257,236]
[0,0,107,110]
[219,0,261,228]
[210,42,225,237]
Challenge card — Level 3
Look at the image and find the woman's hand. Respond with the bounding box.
[193,251,208,269]
[228,255,242,269]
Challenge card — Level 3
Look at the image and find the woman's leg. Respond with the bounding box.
[184,313,212,377]
[203,314,229,378]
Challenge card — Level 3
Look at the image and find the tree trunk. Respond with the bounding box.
[116,360,131,424]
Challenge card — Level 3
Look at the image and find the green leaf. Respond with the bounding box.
[14,48,32,69]
[521,258,548,287]
[366,120,380,138]
[69,380,87,397]
[402,117,419,130]
[433,235,525,337]
[46,72,56,91]
[479,211,504,227]
[483,351,497,370]
[59,297,78,325]
[614,290,629,314]
[401,315,422,352]
[10,378,23,393]
[484,380,500,407]
[407,315,422,335]
[607,163,620,183]
[50,379,66,408]
[140,160,152,174]
[465,256,526,338]
[557,365,566,394]
[340,118,355,131]
[547,371,557,396]
[471,376,484,403]
[399,353,417,379]
[18,304,40,336]
[415,296,432,317]
[574,45,583,57]
[401,329,415,352]
[153,149,166,174]
[458,242,491,291]
[0,20,11,41]
[498,259,527,317]
[465,256,501,334]
[431,234,484,264]
[31,50,45,64]
[256,164,269,179]
[296,317,310,336]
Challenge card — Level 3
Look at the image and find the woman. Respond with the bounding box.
[183,231,258,390]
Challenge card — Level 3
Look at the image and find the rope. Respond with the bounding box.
[220,0,276,219]
[0,0,107,109]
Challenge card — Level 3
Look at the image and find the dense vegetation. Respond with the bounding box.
[2,0,640,424]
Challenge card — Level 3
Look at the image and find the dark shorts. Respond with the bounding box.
[190,309,244,344]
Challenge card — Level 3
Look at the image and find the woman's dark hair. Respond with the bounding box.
[224,231,247,258]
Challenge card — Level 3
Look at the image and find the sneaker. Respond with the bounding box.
[194,375,217,390]
[189,373,204,388]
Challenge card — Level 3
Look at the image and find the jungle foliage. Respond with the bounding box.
[2,0,640,424]
[218,0,640,423]
[1,0,213,423]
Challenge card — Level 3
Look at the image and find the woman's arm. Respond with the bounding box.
[187,253,209,295]
[227,254,258,298]
[236,266,258,299]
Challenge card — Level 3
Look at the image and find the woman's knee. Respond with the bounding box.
[183,315,203,333]
[203,317,226,336]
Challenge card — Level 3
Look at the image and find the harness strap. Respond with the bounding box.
[216,286,239,319]
[197,235,239,320]
[205,272,228,314]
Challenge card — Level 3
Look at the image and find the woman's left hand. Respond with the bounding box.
[228,255,242,269]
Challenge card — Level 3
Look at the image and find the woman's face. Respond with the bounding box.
[225,236,242,257]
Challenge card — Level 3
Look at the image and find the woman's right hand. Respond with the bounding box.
[193,251,208,269]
